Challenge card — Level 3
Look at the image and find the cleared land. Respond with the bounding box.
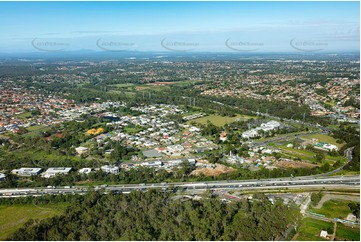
[295,217,333,241]
[24,125,52,138]
[191,164,236,177]
[312,199,356,219]
[275,144,346,164]
[188,114,254,127]
[15,112,32,119]
[314,194,360,209]
[335,222,360,241]
[300,134,344,148]
[0,203,67,240]
[274,160,318,169]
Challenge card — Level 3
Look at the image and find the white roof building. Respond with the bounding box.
[242,120,281,139]
[167,160,183,167]
[242,130,259,139]
[141,161,163,167]
[42,167,72,178]
[101,165,119,174]
[320,230,328,238]
[12,168,42,176]
[0,173,5,181]
[323,144,338,151]
[189,126,200,132]
[75,146,89,155]
[187,159,196,165]
[78,168,92,174]
[167,144,184,152]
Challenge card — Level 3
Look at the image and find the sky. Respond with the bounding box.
[0,1,359,53]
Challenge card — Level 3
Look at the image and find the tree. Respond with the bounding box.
[314,152,325,163]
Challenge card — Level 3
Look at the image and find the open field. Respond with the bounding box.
[188,114,254,127]
[331,170,360,176]
[300,134,344,148]
[312,199,356,219]
[274,144,346,164]
[124,126,144,134]
[191,164,236,177]
[24,125,51,137]
[0,203,67,240]
[335,222,360,241]
[295,217,333,241]
[15,112,32,119]
[314,194,360,209]
[274,160,318,169]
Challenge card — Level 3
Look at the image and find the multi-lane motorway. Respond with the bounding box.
[1,175,359,198]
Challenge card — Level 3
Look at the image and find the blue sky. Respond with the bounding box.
[0,1,359,53]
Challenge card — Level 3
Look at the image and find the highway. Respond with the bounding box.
[0,175,359,198]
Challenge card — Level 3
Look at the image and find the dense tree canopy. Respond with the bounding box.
[7,190,301,241]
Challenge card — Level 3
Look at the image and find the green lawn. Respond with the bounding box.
[331,170,360,176]
[312,199,355,219]
[15,112,32,119]
[274,144,345,164]
[300,134,344,148]
[188,114,254,127]
[335,222,360,241]
[124,126,144,134]
[24,125,51,137]
[296,217,333,241]
[0,203,67,240]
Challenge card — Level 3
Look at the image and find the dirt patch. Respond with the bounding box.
[191,164,236,177]
[135,86,145,91]
[274,159,318,169]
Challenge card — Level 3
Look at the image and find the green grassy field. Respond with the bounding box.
[274,144,345,164]
[312,199,355,219]
[188,114,254,127]
[24,125,51,138]
[300,134,344,148]
[296,217,333,241]
[124,126,144,134]
[0,203,67,240]
[335,222,360,241]
[331,170,360,176]
[15,112,32,119]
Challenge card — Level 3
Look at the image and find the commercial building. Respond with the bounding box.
[75,146,89,155]
[12,168,42,176]
[101,165,119,174]
[141,161,163,167]
[0,173,5,181]
[78,168,92,174]
[42,167,72,178]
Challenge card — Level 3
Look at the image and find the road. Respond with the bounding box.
[316,146,354,177]
[0,175,359,198]
[251,131,319,146]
